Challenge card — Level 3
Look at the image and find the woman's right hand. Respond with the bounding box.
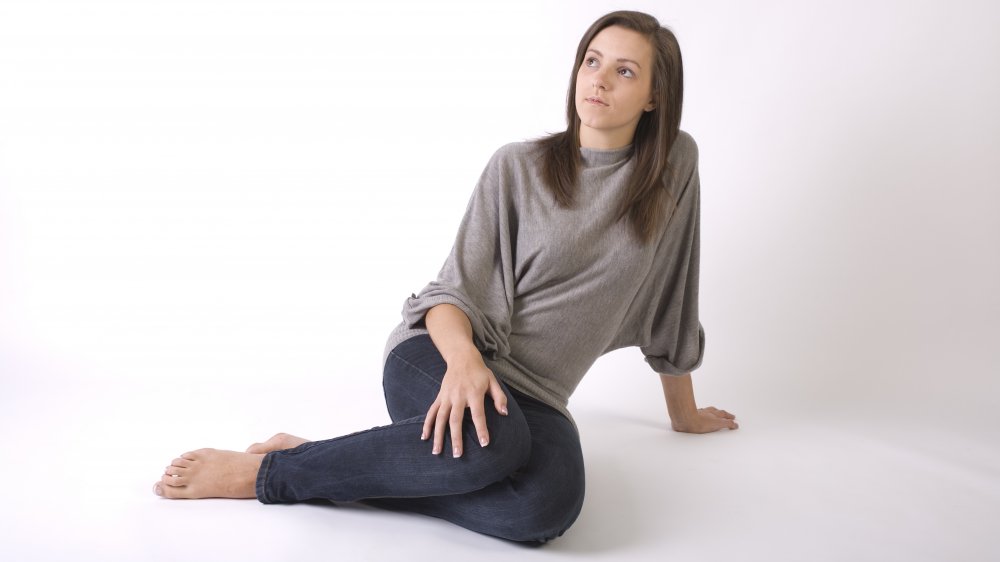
[422,350,508,458]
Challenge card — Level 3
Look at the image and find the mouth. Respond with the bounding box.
[584,96,608,106]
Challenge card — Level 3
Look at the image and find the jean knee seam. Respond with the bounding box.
[387,349,448,387]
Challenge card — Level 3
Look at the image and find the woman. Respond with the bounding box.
[153,10,738,543]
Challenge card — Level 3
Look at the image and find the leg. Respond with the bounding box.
[153,334,526,500]
[255,335,531,502]
[366,391,586,543]
[154,334,584,542]
[248,331,457,453]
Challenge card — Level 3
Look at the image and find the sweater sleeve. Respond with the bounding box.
[640,136,706,376]
[399,147,515,360]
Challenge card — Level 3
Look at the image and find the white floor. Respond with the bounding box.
[2,347,997,562]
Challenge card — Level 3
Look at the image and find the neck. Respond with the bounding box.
[578,125,636,150]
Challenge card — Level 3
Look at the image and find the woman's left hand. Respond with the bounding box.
[671,406,738,434]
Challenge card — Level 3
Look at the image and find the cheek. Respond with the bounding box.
[629,84,653,106]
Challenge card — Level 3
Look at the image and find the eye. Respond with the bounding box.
[619,68,635,79]
[584,57,599,67]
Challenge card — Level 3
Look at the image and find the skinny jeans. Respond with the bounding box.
[254,334,586,543]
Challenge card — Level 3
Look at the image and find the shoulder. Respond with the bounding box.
[487,140,545,168]
[473,141,546,191]
[660,130,701,208]
[665,130,700,188]
[669,129,699,167]
[469,141,543,201]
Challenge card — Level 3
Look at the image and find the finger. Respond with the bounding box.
[450,407,465,458]
[469,400,490,448]
[488,378,508,416]
[433,405,450,455]
[702,407,735,419]
[711,418,738,431]
[422,401,440,441]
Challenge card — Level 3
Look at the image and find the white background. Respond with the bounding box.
[1,1,998,560]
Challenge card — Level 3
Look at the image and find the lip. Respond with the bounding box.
[584,97,608,106]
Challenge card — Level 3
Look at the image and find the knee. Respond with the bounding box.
[505,468,586,543]
[461,405,532,485]
[381,336,447,422]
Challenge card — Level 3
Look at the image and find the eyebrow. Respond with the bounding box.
[586,48,642,69]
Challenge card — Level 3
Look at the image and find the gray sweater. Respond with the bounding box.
[383,130,705,422]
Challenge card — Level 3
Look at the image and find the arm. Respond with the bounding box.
[406,147,515,456]
[422,303,508,458]
[659,373,738,433]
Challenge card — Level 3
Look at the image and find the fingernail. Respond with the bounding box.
[420,432,427,440]
[501,407,508,415]
[153,484,162,496]
[453,447,461,458]
[480,437,489,447]
[432,447,440,455]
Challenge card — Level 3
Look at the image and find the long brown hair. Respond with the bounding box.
[534,10,684,244]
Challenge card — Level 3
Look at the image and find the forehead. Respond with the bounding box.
[586,25,654,67]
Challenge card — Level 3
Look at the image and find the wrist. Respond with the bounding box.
[667,404,699,425]
[441,343,484,367]
[660,372,699,425]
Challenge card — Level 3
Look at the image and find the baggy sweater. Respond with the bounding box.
[383,130,705,423]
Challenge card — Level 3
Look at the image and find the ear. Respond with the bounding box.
[645,93,657,112]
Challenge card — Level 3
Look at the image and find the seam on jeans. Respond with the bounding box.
[387,347,447,387]
[274,417,427,457]
[257,452,273,503]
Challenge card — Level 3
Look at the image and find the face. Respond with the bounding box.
[575,25,656,149]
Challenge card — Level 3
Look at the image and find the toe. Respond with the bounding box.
[182,449,211,461]
[164,466,188,477]
[161,473,186,486]
[154,481,188,499]
[159,483,189,499]
[170,457,192,468]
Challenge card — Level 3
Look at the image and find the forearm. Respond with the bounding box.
[424,303,482,365]
[659,373,698,427]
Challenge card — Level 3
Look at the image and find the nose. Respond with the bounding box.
[592,66,612,91]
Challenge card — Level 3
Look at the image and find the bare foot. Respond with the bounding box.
[153,448,263,499]
[246,432,310,454]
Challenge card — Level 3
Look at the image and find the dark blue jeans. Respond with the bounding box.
[255,334,586,543]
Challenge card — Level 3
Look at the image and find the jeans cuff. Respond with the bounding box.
[255,451,276,504]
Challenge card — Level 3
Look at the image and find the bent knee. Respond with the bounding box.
[505,481,586,543]
[460,412,532,485]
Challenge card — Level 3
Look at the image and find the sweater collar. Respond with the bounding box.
[579,143,633,168]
